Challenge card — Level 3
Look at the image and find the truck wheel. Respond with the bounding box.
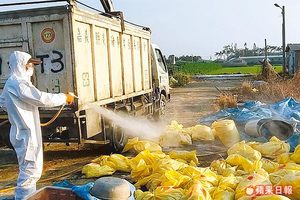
[109,124,128,152]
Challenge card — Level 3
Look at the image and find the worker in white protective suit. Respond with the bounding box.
[0,51,74,199]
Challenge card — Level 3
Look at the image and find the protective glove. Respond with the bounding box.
[65,93,75,105]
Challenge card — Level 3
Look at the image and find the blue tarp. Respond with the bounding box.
[199,97,300,151]
[200,97,300,126]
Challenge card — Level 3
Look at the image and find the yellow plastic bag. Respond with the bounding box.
[132,156,188,187]
[269,169,297,185]
[178,167,217,193]
[159,121,192,147]
[135,190,154,200]
[226,155,269,178]
[160,170,191,188]
[146,173,164,192]
[153,158,188,174]
[82,163,115,178]
[226,154,258,173]
[130,150,166,168]
[227,141,262,162]
[196,167,220,186]
[130,159,151,182]
[279,162,300,171]
[212,187,235,200]
[169,150,199,165]
[261,158,280,173]
[238,195,291,200]
[277,153,292,164]
[291,144,300,163]
[210,160,237,177]
[211,120,240,148]
[92,155,109,164]
[180,166,219,187]
[123,137,162,153]
[277,172,300,200]
[130,150,166,181]
[185,181,212,200]
[159,130,192,147]
[167,120,184,131]
[134,173,161,190]
[154,187,186,200]
[92,154,131,172]
[180,166,205,178]
[183,125,214,141]
[248,136,290,159]
[218,176,241,190]
[109,154,131,172]
[235,174,271,199]
[189,160,198,167]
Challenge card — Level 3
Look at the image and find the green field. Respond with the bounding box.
[174,62,283,75]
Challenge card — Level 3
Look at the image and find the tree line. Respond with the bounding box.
[215,43,282,61]
[166,43,282,64]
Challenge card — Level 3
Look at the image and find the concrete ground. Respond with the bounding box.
[0,78,245,199]
[165,78,245,126]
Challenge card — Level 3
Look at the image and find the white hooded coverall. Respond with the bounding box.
[0,51,66,199]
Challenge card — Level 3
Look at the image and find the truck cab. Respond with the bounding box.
[151,44,170,101]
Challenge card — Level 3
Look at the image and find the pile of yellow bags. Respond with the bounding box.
[159,120,234,148]
[92,154,131,172]
[82,135,300,200]
[248,137,290,159]
[159,121,192,147]
[183,124,215,141]
[122,137,162,153]
[159,120,241,148]
[169,150,199,165]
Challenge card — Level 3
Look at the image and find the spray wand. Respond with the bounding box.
[41,92,79,127]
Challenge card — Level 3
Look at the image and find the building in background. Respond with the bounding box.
[223,55,283,67]
[286,44,300,75]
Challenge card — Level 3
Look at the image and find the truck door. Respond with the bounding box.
[153,47,169,97]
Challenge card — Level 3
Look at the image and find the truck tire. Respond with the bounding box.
[108,124,128,152]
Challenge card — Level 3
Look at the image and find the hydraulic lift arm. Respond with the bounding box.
[99,0,125,32]
[100,0,114,12]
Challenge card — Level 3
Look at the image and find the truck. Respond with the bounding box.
[0,0,170,152]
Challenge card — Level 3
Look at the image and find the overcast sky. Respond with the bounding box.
[1,0,299,58]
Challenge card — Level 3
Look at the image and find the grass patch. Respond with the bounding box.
[232,72,300,103]
[175,62,282,75]
[170,72,191,87]
[214,93,238,110]
[240,81,253,94]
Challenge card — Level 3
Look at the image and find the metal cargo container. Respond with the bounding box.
[0,0,169,151]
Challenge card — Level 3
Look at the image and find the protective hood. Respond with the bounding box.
[9,51,32,82]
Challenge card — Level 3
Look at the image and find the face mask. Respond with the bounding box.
[26,66,34,77]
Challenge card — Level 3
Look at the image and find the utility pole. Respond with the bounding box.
[264,39,268,61]
[282,6,286,73]
[274,3,286,73]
